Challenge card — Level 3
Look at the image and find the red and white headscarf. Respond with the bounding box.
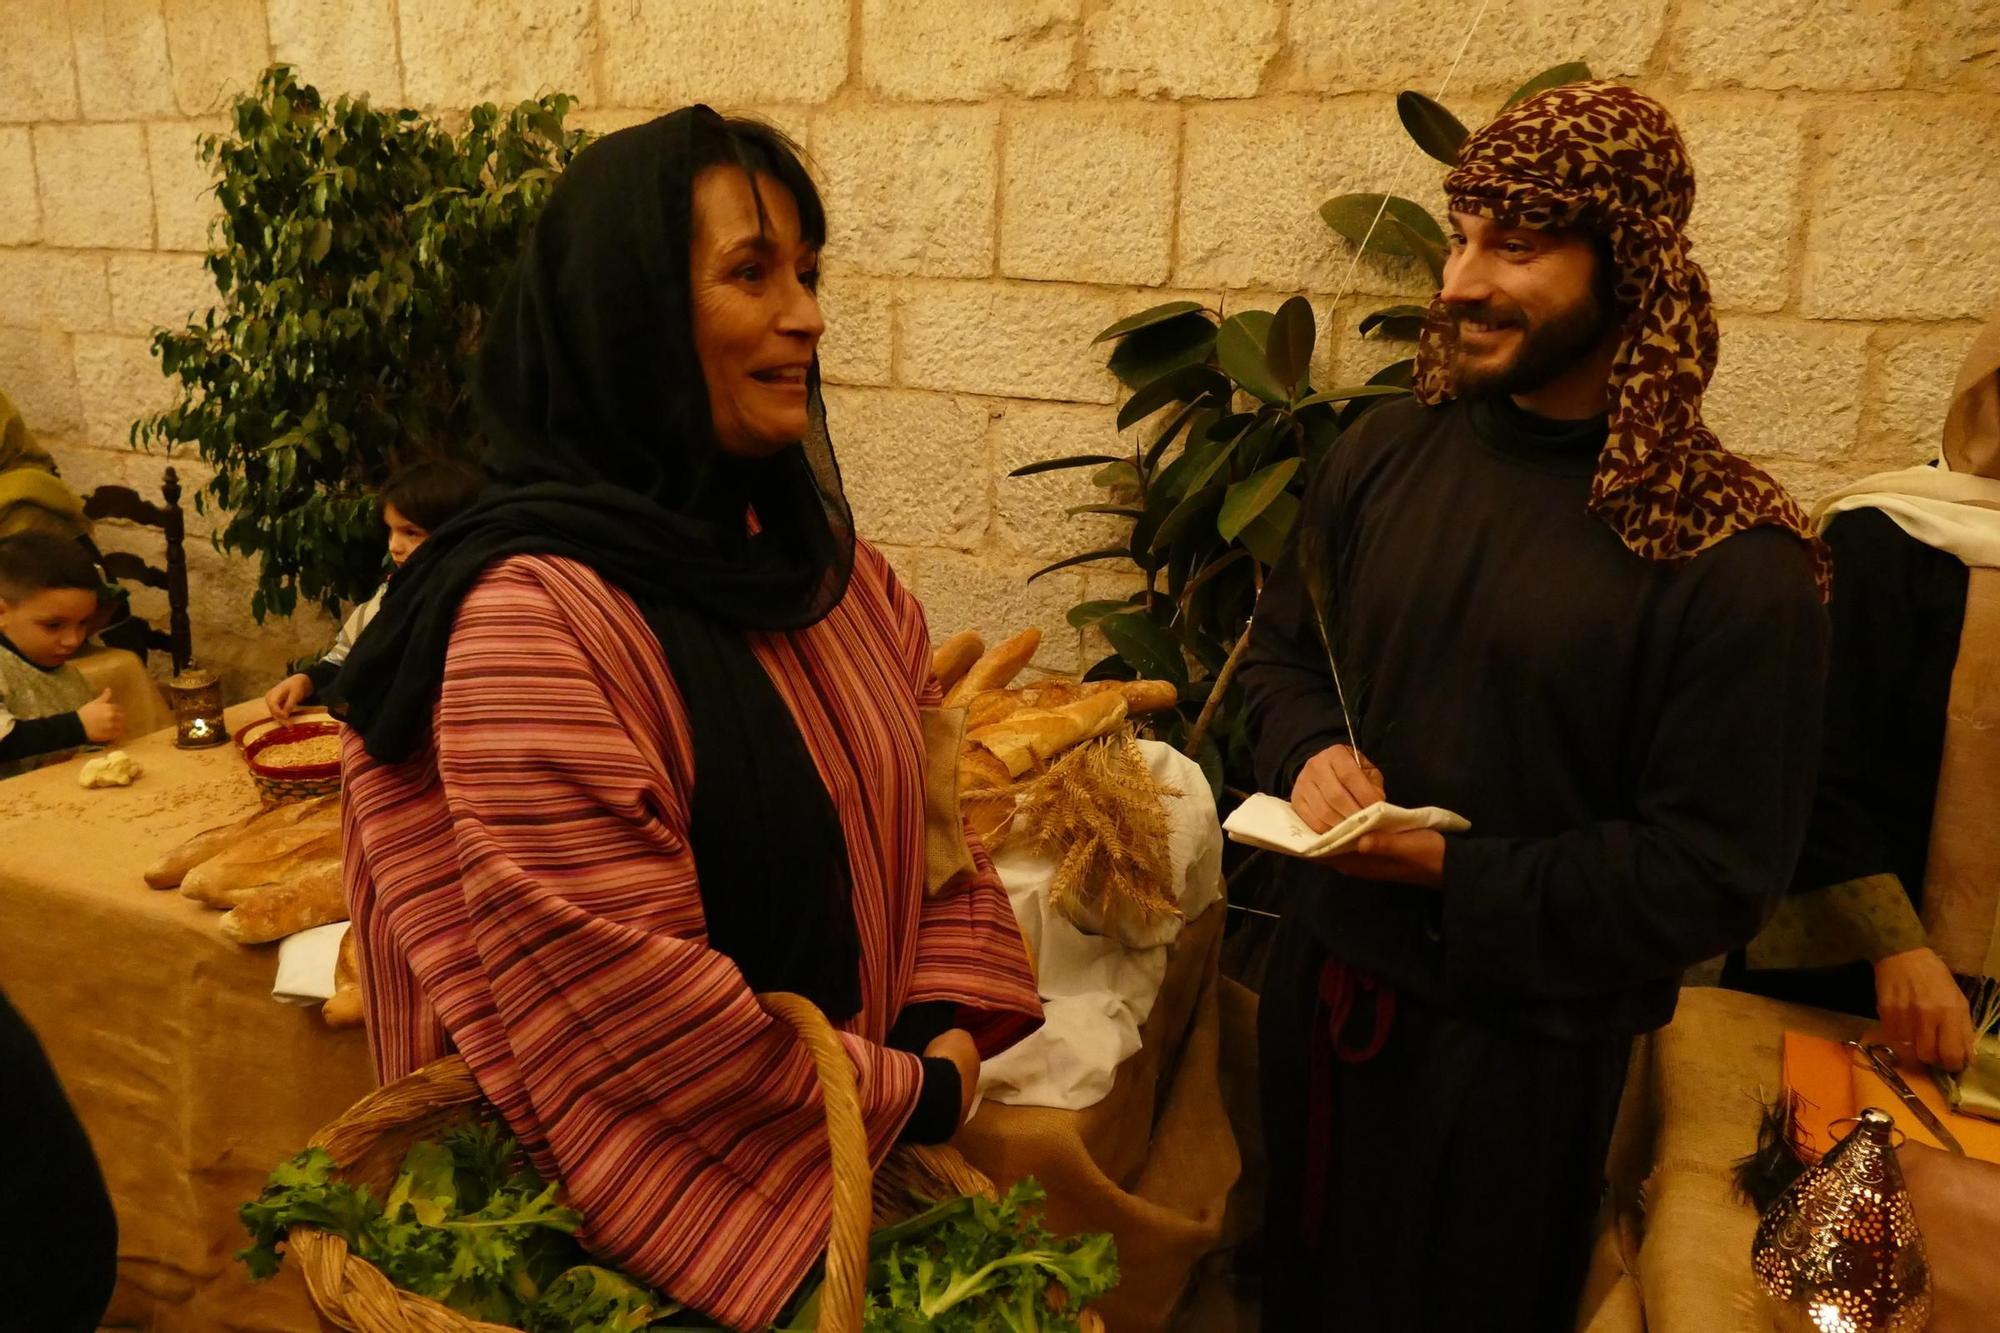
[1412,81,1830,596]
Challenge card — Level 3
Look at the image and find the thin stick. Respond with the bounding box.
[1184,614,1257,758]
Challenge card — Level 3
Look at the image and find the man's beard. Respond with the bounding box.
[1448,285,1614,400]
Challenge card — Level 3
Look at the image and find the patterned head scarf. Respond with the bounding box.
[1412,82,1830,596]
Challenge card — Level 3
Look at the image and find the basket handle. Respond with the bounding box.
[758,991,871,1333]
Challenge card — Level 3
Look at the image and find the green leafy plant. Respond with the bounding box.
[133,65,590,621]
[1016,62,1591,794]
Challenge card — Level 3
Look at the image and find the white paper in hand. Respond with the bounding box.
[1223,792,1470,859]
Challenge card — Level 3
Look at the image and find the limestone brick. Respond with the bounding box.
[813,107,997,279]
[885,545,1092,673]
[822,386,991,549]
[162,0,270,115]
[108,252,219,332]
[990,400,1130,562]
[71,333,174,449]
[861,0,1079,101]
[815,273,895,387]
[0,130,42,246]
[268,0,404,103]
[1675,100,1806,314]
[45,440,215,535]
[1800,103,2000,320]
[898,281,1121,403]
[1000,103,1176,285]
[146,120,223,253]
[569,106,810,146]
[69,0,179,119]
[1669,0,1911,91]
[1179,100,1430,295]
[0,250,113,333]
[400,0,593,108]
[34,124,155,250]
[1865,324,1987,465]
[1282,0,1667,95]
[1325,297,1419,386]
[1703,318,1869,462]
[0,4,80,122]
[1084,0,1281,100]
[601,0,849,107]
[0,328,83,435]
[1913,0,2000,91]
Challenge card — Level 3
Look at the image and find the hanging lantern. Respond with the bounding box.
[1751,1106,1931,1332]
[166,663,227,749]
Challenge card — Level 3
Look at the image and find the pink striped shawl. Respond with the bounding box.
[339,543,1042,1328]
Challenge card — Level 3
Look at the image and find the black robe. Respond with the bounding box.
[1242,395,1827,1330]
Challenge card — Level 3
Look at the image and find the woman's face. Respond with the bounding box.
[690,167,825,459]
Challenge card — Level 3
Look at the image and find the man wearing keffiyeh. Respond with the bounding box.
[1241,84,1830,1330]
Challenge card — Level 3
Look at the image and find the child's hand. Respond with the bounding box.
[78,689,124,744]
[264,673,315,722]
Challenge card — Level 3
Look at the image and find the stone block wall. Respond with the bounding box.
[2,0,1996,696]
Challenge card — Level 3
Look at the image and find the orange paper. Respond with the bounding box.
[1782,1029,2000,1165]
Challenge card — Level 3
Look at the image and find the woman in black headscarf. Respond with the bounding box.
[333,109,1041,1329]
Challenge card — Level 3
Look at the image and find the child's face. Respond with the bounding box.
[384,503,430,568]
[0,586,100,668]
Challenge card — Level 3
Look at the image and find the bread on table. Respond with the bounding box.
[930,630,985,694]
[322,928,364,1028]
[180,822,341,908]
[143,792,339,889]
[218,859,346,943]
[942,628,1041,708]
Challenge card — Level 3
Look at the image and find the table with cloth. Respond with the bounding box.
[0,701,373,1332]
[1607,985,2000,1333]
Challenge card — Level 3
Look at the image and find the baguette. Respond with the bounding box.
[968,692,1129,778]
[957,743,1012,793]
[966,677,1177,733]
[181,824,341,908]
[323,928,364,1028]
[930,630,985,694]
[143,793,339,889]
[218,858,346,943]
[1118,679,1180,715]
[942,629,1041,708]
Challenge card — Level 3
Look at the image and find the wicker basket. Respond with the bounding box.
[242,719,343,802]
[287,992,1102,1333]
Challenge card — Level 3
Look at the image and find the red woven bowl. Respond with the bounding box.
[243,720,343,801]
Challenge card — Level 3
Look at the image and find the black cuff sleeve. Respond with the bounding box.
[886,1000,957,1055]
[897,1056,964,1145]
[0,711,88,763]
[302,659,341,694]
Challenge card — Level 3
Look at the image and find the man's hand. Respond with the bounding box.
[1291,744,1387,832]
[1321,829,1448,887]
[924,1028,981,1126]
[1874,947,1977,1072]
[263,672,315,723]
[77,689,124,744]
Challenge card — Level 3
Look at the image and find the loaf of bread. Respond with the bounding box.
[942,628,1041,708]
[181,821,341,908]
[143,792,338,889]
[958,743,1012,793]
[968,691,1129,779]
[218,858,346,943]
[930,630,985,694]
[322,928,364,1028]
[966,678,1177,732]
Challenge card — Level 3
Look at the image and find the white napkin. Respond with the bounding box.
[272,920,349,1005]
[1223,792,1469,859]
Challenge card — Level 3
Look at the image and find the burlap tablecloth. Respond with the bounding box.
[0,702,374,1332]
[959,902,1237,1333]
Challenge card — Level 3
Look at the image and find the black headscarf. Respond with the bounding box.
[334,107,864,1019]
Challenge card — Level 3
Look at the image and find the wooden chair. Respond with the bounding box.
[83,465,193,675]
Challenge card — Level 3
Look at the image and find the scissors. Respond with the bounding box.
[1845,1039,1966,1155]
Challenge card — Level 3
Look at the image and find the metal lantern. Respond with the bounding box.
[1752,1107,1932,1333]
[166,663,226,749]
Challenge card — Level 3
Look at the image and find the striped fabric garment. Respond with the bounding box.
[340,543,1043,1329]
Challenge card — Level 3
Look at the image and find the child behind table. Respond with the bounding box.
[264,459,485,722]
[0,532,124,778]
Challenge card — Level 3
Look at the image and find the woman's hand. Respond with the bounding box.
[264,673,315,723]
[924,1028,981,1126]
[1874,947,1977,1072]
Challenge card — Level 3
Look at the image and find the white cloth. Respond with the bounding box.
[1812,462,2000,569]
[1222,791,1471,858]
[271,920,348,1005]
[980,741,1223,1111]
